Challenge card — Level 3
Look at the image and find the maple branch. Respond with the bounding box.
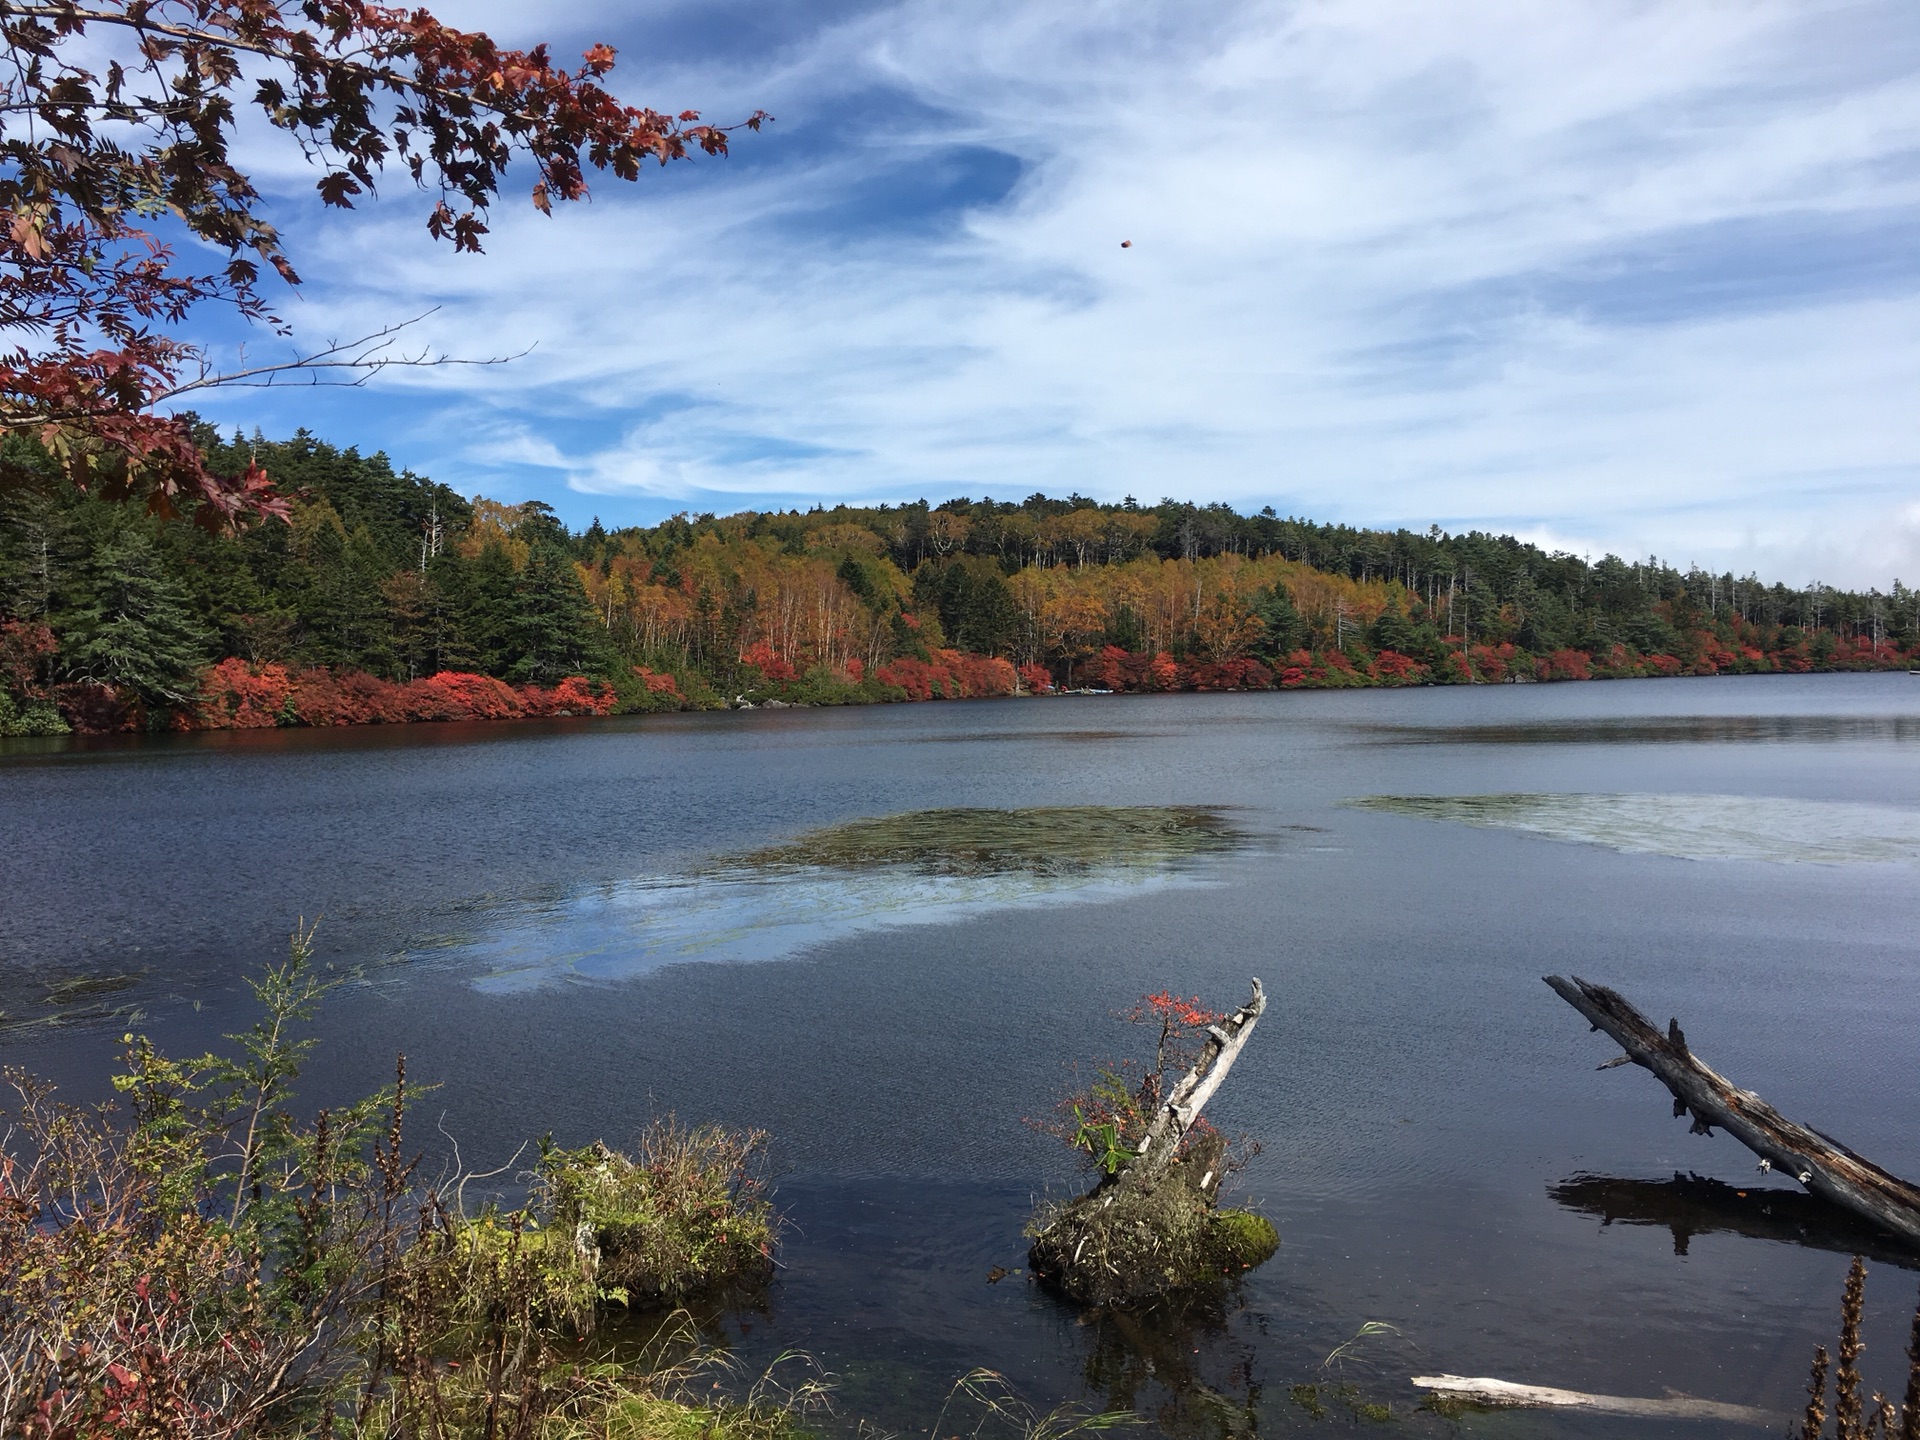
[0,4,766,141]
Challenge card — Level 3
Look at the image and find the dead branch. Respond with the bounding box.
[1544,976,1920,1246]
[1115,977,1265,1191]
[151,311,530,403]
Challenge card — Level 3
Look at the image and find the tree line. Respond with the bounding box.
[2,424,1914,734]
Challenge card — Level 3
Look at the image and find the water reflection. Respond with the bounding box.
[1551,1173,1920,1270]
[409,807,1249,991]
[1357,715,1920,747]
[1349,793,1920,865]
[911,729,1166,745]
[1076,1290,1260,1436]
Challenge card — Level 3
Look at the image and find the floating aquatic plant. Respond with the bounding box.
[737,805,1241,878]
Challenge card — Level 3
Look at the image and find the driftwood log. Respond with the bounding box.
[1412,1374,1780,1426]
[1027,978,1275,1303]
[1544,976,1920,1246]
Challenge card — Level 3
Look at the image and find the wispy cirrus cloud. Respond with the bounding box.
[182,0,1920,586]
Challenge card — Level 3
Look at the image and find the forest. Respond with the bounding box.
[2,422,1916,734]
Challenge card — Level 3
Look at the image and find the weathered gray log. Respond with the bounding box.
[1545,975,1920,1246]
[1115,977,1266,1190]
[1412,1374,1780,1425]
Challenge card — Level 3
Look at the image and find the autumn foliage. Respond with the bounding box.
[4,432,1917,736]
[0,0,763,528]
[194,660,614,731]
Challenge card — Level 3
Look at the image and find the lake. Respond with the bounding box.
[5,672,1920,1436]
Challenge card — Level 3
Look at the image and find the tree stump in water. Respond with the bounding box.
[1028,979,1279,1305]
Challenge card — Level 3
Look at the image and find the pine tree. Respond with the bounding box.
[506,542,605,684]
[61,531,213,715]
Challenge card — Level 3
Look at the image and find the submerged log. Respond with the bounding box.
[1028,979,1276,1304]
[1544,976,1920,1247]
[1411,1374,1780,1426]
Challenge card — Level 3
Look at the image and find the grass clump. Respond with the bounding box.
[539,1123,776,1312]
[0,927,792,1439]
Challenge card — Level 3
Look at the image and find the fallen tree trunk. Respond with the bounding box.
[1411,1374,1780,1426]
[1544,975,1920,1247]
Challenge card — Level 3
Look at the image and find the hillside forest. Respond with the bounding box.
[2,425,1916,735]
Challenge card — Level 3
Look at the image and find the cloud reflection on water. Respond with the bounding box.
[406,806,1247,992]
[1350,792,1920,865]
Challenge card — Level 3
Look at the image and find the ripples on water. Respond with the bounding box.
[10,678,1920,1435]
[1349,792,1920,865]
[410,806,1250,991]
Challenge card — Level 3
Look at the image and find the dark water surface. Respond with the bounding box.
[6,674,1920,1435]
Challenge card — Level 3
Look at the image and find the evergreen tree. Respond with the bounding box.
[60,531,213,714]
[505,542,604,684]
[1249,585,1305,657]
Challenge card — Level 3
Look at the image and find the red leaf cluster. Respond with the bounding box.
[1126,991,1225,1031]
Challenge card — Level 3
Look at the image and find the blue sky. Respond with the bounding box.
[182,0,1920,587]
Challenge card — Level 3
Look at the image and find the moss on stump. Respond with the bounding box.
[1026,1151,1278,1306]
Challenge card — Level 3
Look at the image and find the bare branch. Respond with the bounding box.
[150,310,531,402]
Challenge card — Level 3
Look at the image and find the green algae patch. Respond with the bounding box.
[739,805,1242,878]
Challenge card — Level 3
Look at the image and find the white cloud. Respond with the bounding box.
[183,0,1920,586]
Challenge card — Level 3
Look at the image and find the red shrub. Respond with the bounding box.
[522,676,617,716]
[198,659,293,727]
[949,653,1019,697]
[1534,648,1592,682]
[1370,649,1428,684]
[54,681,136,732]
[1465,643,1517,683]
[406,671,525,721]
[1186,658,1274,691]
[634,666,683,697]
[1089,645,1135,691]
[1018,662,1054,695]
[873,656,944,700]
[739,641,797,685]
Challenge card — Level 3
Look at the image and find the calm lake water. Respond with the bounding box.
[6,673,1920,1436]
